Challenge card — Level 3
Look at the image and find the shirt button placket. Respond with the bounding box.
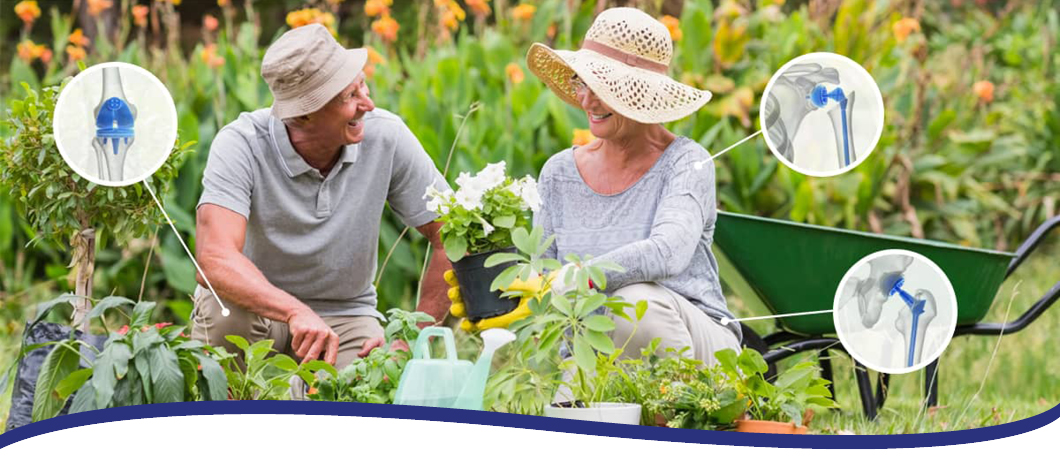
[316,179,331,217]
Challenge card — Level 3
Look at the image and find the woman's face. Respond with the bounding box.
[571,74,642,140]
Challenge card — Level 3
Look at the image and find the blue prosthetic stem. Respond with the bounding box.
[887,277,927,367]
[808,85,851,167]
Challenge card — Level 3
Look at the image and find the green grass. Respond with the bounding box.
[727,241,1060,434]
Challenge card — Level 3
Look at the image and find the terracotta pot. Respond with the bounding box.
[735,419,808,434]
[654,413,668,427]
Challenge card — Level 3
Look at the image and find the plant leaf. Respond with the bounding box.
[87,296,135,322]
[192,352,228,401]
[131,301,158,327]
[582,315,615,332]
[149,344,185,403]
[571,336,595,373]
[32,342,81,422]
[583,330,615,354]
[55,368,93,400]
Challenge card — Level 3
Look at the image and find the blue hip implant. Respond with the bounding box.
[808,85,851,167]
[95,97,135,155]
[885,277,927,367]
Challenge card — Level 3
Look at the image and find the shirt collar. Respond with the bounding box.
[269,116,361,178]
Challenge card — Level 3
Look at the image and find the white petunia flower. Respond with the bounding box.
[455,187,484,211]
[423,182,454,215]
[476,161,507,191]
[518,176,542,212]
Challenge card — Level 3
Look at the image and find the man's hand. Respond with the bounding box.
[287,308,340,365]
[357,337,410,357]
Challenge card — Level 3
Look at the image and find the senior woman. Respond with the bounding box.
[525,7,742,363]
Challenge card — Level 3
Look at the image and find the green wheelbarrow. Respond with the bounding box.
[714,211,1060,419]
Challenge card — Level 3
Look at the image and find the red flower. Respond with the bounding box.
[118,325,130,335]
[155,322,174,330]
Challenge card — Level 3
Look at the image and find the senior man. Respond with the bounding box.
[191,24,450,368]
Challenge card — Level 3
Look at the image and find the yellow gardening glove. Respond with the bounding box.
[445,269,545,332]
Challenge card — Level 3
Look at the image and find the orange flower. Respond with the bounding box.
[659,15,682,41]
[14,1,41,25]
[367,46,386,65]
[218,0,229,6]
[132,5,149,27]
[546,23,557,39]
[467,0,491,16]
[286,8,336,34]
[68,29,91,47]
[512,4,536,21]
[973,80,994,103]
[371,14,399,42]
[445,0,466,21]
[892,17,920,43]
[201,43,226,69]
[441,10,459,32]
[364,0,391,17]
[204,14,219,32]
[363,46,386,79]
[87,0,113,17]
[40,48,52,64]
[572,129,595,146]
[506,63,524,84]
[66,45,87,62]
[17,40,48,63]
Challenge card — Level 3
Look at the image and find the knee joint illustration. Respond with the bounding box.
[92,67,136,181]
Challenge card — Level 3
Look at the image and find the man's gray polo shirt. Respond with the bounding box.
[198,107,447,319]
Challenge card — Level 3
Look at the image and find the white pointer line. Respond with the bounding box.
[694,129,763,170]
[145,181,231,317]
[721,309,833,326]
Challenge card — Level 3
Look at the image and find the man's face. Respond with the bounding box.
[310,73,375,145]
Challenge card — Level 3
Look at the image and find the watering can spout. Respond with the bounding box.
[453,328,516,410]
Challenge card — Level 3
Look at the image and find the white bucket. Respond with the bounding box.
[543,402,642,425]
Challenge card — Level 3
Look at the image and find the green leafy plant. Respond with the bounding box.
[425,161,539,262]
[308,308,433,404]
[715,347,836,425]
[219,335,320,401]
[616,340,746,429]
[31,296,227,422]
[484,226,642,415]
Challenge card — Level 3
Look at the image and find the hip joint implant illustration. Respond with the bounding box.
[764,63,857,168]
[92,67,136,181]
[841,255,939,368]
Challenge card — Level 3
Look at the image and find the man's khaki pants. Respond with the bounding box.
[189,286,384,370]
[610,283,741,365]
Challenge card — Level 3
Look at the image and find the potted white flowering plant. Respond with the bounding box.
[424,161,541,320]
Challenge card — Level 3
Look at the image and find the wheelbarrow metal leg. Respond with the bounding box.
[875,373,890,410]
[818,351,835,401]
[854,361,878,420]
[924,359,939,408]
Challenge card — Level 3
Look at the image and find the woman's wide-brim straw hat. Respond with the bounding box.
[526,7,711,124]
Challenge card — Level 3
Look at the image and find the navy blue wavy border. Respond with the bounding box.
[3,400,1059,449]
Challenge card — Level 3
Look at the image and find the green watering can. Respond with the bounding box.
[393,327,515,410]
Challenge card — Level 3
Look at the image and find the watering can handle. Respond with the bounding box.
[412,327,458,361]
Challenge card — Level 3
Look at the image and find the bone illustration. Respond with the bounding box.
[764,62,857,169]
[92,67,136,181]
[838,254,914,328]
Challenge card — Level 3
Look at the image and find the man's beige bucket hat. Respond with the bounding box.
[262,23,367,119]
[527,7,711,124]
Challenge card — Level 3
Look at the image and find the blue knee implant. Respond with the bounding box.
[91,67,136,181]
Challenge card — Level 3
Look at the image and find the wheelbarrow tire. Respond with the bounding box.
[738,323,778,380]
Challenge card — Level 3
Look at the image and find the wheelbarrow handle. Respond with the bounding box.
[958,215,1060,336]
[1006,215,1060,278]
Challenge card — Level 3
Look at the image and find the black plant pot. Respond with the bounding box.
[452,247,520,321]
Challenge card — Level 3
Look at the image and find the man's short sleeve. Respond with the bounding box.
[198,127,255,218]
[386,120,448,228]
